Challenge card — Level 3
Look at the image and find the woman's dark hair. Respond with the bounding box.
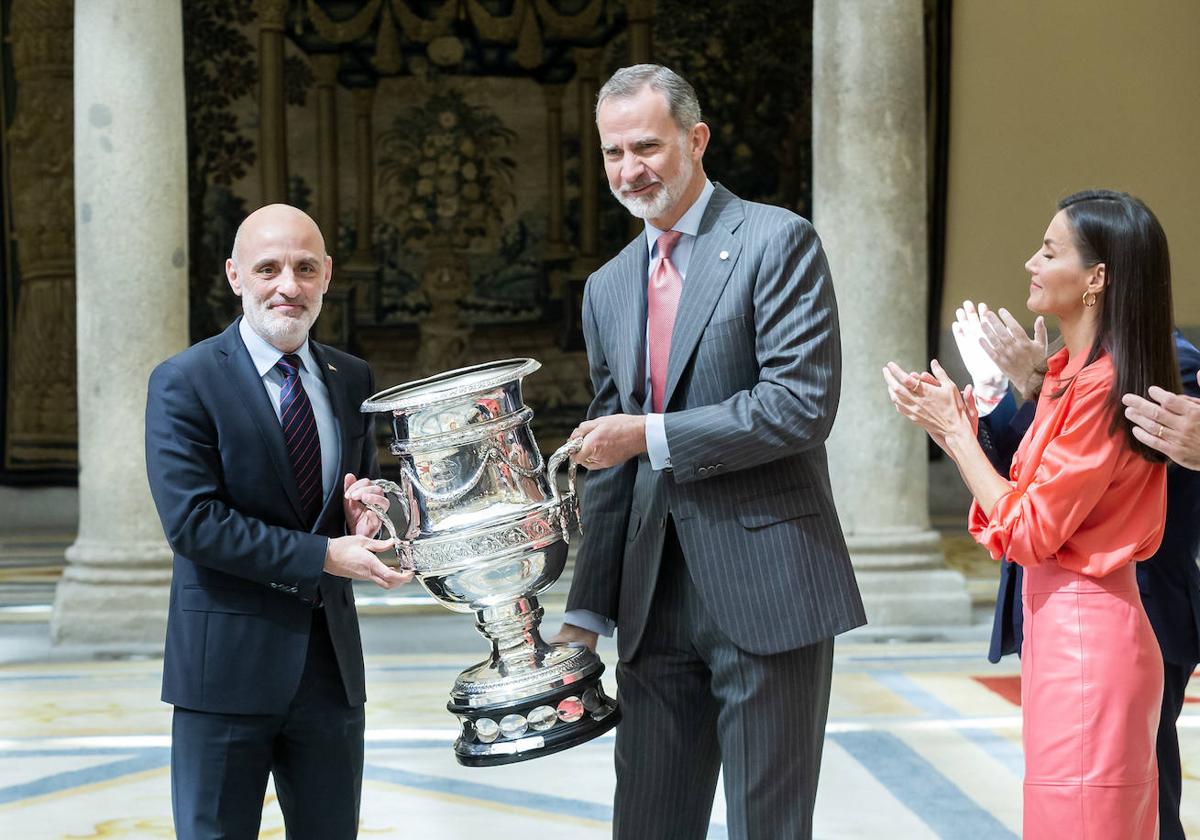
[1056,189,1181,461]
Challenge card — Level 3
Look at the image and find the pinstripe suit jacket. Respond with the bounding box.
[566,184,866,661]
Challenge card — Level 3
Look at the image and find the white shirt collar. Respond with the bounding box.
[238,316,319,379]
[644,178,716,258]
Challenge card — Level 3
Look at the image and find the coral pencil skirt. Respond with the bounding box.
[1020,560,1162,839]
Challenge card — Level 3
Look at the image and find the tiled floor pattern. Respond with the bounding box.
[4,640,1200,839]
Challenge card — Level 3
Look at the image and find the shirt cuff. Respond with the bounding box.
[561,609,616,637]
[645,413,672,471]
[973,380,1009,417]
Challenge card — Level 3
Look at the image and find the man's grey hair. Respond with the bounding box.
[595,64,702,132]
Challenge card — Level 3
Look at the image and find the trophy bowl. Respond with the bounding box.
[361,358,620,766]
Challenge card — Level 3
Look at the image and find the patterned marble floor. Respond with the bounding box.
[4,617,1200,840]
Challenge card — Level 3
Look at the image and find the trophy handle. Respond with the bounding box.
[547,437,584,539]
[362,478,415,571]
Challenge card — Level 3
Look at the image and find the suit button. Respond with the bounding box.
[698,467,708,476]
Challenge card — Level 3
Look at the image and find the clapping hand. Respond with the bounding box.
[974,302,1049,401]
[951,300,1008,414]
[883,360,978,453]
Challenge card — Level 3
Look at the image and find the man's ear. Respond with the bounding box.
[226,258,243,296]
[689,121,711,161]
[322,255,333,294]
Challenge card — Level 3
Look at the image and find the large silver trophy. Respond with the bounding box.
[361,358,619,766]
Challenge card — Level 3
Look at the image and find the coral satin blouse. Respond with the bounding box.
[969,348,1167,577]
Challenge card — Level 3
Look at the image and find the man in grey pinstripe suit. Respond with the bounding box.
[554,65,866,839]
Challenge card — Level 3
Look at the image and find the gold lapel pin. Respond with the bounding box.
[719,250,729,260]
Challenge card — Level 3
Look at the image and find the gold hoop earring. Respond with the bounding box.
[1082,290,1098,307]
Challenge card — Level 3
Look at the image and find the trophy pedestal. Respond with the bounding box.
[449,652,619,766]
[446,596,619,766]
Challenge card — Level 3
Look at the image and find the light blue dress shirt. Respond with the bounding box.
[239,317,340,508]
[563,179,716,638]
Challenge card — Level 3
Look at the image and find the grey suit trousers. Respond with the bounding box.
[613,519,834,840]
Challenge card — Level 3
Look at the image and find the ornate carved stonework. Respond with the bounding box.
[6,0,76,469]
[256,0,288,30]
[417,250,473,374]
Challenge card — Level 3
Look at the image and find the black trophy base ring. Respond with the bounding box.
[448,668,620,767]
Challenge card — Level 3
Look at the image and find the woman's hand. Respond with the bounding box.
[952,300,1008,413]
[977,303,1049,401]
[883,360,976,455]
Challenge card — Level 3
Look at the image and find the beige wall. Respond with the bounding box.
[943,0,1200,331]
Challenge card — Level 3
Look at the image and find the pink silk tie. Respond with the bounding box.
[647,230,683,413]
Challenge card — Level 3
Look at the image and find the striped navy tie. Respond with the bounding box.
[276,353,323,527]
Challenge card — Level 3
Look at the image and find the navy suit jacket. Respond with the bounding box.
[146,318,380,714]
[984,332,1200,666]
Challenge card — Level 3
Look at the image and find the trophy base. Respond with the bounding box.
[448,667,620,766]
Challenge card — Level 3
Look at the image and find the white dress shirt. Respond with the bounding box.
[239,317,340,507]
[563,179,716,638]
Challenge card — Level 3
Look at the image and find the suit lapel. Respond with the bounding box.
[610,237,650,409]
[662,185,745,410]
[218,320,308,526]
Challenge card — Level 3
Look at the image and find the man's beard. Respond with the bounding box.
[242,296,320,349]
[612,149,693,221]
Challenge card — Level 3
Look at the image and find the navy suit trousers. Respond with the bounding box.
[171,609,365,840]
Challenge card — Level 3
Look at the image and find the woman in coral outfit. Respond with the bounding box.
[884,189,1181,838]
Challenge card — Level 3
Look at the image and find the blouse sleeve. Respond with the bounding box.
[968,372,1124,569]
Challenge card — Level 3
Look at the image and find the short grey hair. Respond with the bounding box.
[595,64,702,132]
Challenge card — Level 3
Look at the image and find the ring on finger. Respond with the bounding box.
[1156,422,1165,438]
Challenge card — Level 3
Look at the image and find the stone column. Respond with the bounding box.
[543,85,568,266]
[54,0,189,647]
[626,0,656,64]
[574,48,604,268]
[257,0,289,204]
[312,54,341,254]
[5,0,76,473]
[338,86,379,331]
[813,0,970,628]
[624,2,655,240]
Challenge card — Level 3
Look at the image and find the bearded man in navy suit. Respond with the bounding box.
[146,204,411,840]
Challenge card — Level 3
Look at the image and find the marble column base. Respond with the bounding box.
[847,528,971,627]
[50,539,171,648]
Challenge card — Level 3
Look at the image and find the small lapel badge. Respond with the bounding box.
[719,250,730,261]
[327,363,337,372]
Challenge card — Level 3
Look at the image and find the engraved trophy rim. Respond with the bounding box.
[360,357,542,414]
